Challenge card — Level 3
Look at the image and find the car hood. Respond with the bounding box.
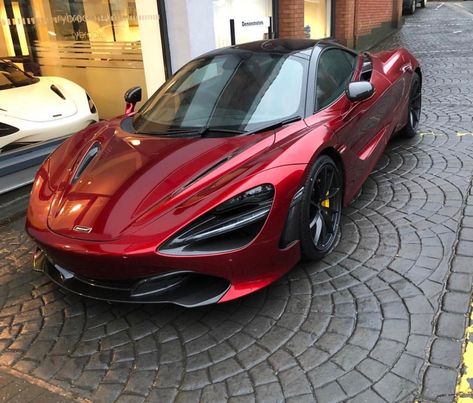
[0,77,78,122]
[46,120,275,241]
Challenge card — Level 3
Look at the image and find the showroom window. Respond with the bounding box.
[304,0,332,39]
[0,0,167,123]
[213,0,273,48]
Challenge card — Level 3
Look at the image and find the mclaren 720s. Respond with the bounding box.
[26,39,422,307]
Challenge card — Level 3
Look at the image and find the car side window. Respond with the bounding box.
[315,49,357,111]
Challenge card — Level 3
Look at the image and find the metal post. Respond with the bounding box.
[230,19,236,46]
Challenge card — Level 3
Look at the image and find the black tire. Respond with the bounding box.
[300,155,343,261]
[407,0,416,14]
[402,72,422,138]
[420,0,426,8]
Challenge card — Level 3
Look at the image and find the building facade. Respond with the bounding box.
[0,0,402,126]
[279,0,403,49]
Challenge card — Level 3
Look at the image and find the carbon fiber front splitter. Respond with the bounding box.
[33,248,230,307]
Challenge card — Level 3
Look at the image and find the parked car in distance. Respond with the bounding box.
[403,0,427,15]
[0,59,98,151]
[27,39,422,307]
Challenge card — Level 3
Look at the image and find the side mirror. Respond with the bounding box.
[124,86,142,114]
[346,81,374,102]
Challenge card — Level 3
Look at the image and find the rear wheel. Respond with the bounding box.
[300,156,343,261]
[402,72,422,138]
[420,0,427,8]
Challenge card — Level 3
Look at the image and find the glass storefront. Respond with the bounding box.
[304,0,332,39]
[213,0,273,48]
[0,0,166,121]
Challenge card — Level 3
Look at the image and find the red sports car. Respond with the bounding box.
[26,39,421,307]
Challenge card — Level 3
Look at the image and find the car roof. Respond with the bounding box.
[201,38,341,59]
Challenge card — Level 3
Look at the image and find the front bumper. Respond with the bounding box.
[34,248,230,307]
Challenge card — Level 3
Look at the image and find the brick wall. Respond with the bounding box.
[278,0,304,38]
[335,0,403,48]
[279,0,403,49]
[334,0,356,48]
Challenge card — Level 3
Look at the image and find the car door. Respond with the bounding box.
[305,47,393,201]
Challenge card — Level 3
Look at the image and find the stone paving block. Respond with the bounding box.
[123,371,156,396]
[451,255,473,274]
[373,373,416,402]
[201,383,228,403]
[181,368,210,391]
[285,394,315,403]
[226,373,254,397]
[146,388,178,403]
[115,394,146,403]
[443,291,471,314]
[248,362,277,387]
[448,272,473,293]
[430,338,463,369]
[308,361,346,389]
[279,366,312,397]
[437,312,467,339]
[463,216,473,228]
[391,353,424,381]
[356,358,388,383]
[254,382,284,402]
[314,381,347,403]
[93,384,124,402]
[337,370,372,396]
[457,240,473,257]
[346,388,385,403]
[459,227,473,241]
[422,366,457,401]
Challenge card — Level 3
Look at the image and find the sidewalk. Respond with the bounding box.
[0,367,82,402]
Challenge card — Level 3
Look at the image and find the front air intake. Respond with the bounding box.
[71,143,100,184]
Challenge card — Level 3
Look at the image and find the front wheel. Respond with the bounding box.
[420,0,427,8]
[401,72,422,138]
[300,155,343,261]
[407,0,416,14]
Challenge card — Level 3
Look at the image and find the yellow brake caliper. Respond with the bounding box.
[321,191,330,208]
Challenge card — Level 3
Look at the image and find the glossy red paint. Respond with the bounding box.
[26,40,420,305]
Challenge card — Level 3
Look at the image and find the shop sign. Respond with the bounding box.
[233,17,271,44]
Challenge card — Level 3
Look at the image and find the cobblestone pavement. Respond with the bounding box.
[1,3,473,402]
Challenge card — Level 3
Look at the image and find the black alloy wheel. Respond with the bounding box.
[300,155,343,261]
[407,0,416,14]
[402,72,422,138]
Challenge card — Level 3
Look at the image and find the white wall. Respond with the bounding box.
[136,0,167,96]
[165,0,216,72]
[213,0,272,48]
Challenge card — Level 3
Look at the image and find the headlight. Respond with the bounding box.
[159,184,274,255]
[86,93,97,114]
[0,122,19,137]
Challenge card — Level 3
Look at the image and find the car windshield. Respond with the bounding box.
[132,51,308,135]
[0,61,38,90]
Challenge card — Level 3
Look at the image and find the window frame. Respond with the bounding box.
[310,45,359,113]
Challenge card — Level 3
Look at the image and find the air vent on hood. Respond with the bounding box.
[0,122,19,137]
[72,143,100,184]
[50,84,66,100]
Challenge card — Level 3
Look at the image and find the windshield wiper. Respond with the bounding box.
[136,128,202,136]
[137,127,245,137]
[246,116,303,135]
[133,117,301,137]
[198,127,246,136]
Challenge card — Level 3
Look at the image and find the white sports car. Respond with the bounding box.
[0,60,98,150]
